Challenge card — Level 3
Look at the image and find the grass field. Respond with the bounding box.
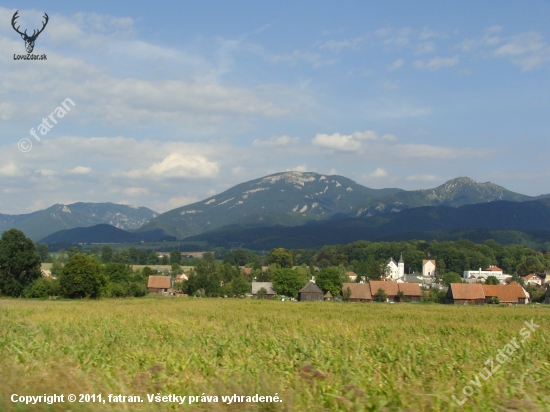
[0,298,549,411]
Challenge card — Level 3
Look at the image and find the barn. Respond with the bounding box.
[482,283,527,304]
[397,283,422,302]
[147,276,172,295]
[445,283,485,305]
[342,283,372,302]
[298,281,324,302]
[369,281,399,302]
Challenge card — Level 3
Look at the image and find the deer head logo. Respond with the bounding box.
[11,10,49,54]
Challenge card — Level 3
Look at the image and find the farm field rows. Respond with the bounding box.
[0,298,549,411]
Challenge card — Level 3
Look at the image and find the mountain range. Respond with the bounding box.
[185,198,550,250]
[0,203,158,242]
[1,171,549,248]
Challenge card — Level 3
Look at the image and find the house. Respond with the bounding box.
[240,267,253,277]
[369,280,399,302]
[398,283,422,302]
[523,274,542,286]
[386,253,405,282]
[251,282,276,299]
[175,273,188,283]
[405,273,433,287]
[147,276,172,295]
[347,271,358,282]
[445,283,485,305]
[324,291,333,301]
[463,266,508,282]
[298,281,324,301]
[422,259,436,277]
[482,283,528,304]
[342,283,372,302]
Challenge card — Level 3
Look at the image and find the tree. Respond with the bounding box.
[101,246,113,263]
[486,275,500,285]
[161,255,170,265]
[128,247,139,264]
[271,268,306,298]
[396,290,405,302]
[373,288,388,302]
[138,250,148,265]
[0,229,42,297]
[170,249,182,265]
[342,286,352,302]
[316,267,343,297]
[268,248,294,268]
[232,274,250,296]
[36,244,50,262]
[68,246,79,259]
[202,252,215,262]
[442,272,462,287]
[103,262,132,284]
[50,259,63,278]
[147,251,159,265]
[234,249,248,266]
[257,287,268,300]
[90,247,100,260]
[60,255,106,298]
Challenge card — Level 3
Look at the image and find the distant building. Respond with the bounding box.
[422,259,436,277]
[463,266,509,282]
[147,276,172,295]
[323,291,333,301]
[397,283,422,302]
[445,284,485,305]
[482,283,528,304]
[386,253,405,282]
[370,280,399,302]
[342,283,372,302]
[523,274,542,287]
[251,282,276,299]
[298,281,324,302]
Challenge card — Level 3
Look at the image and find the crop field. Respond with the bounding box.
[0,298,549,412]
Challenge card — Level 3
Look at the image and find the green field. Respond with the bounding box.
[1,299,549,411]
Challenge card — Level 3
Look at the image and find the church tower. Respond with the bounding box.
[398,252,405,280]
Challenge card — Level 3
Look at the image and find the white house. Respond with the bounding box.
[463,266,509,282]
[422,259,436,277]
[386,253,405,282]
[523,274,542,286]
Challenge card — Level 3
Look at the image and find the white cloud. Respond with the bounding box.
[128,153,219,179]
[68,166,93,175]
[364,168,388,179]
[414,56,459,71]
[122,187,149,196]
[493,32,550,71]
[388,58,404,71]
[252,135,300,147]
[312,130,379,152]
[319,36,367,52]
[382,134,398,141]
[394,144,493,159]
[378,27,413,47]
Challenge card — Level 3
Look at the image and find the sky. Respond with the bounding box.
[1,1,550,214]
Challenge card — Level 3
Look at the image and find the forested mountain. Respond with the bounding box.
[185,199,550,250]
[0,203,158,241]
[350,177,532,218]
[137,171,401,239]
[39,224,175,244]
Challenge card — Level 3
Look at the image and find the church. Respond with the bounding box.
[386,253,405,282]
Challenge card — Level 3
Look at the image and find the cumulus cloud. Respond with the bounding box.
[127,153,220,179]
[68,166,93,174]
[252,135,300,147]
[312,130,379,152]
[364,168,388,179]
[413,56,459,71]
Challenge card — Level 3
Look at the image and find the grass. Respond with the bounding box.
[0,298,549,411]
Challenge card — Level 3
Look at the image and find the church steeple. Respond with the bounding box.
[399,252,404,264]
[398,252,405,280]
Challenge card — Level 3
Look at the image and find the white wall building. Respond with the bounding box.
[463,266,509,283]
[386,253,405,282]
[422,259,436,277]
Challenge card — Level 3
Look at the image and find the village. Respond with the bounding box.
[145,253,550,305]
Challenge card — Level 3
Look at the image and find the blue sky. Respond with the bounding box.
[1,1,549,214]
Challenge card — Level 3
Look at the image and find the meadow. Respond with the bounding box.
[0,298,549,411]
